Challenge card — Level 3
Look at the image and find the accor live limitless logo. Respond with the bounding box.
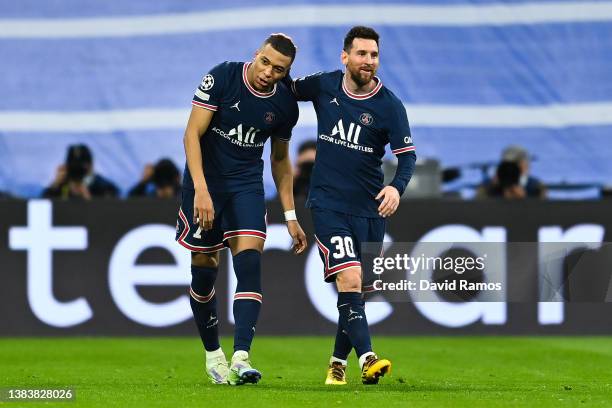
[332,118,361,144]
[319,119,374,153]
[6,200,607,329]
[212,124,263,147]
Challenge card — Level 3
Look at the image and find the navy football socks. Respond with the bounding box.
[337,292,372,358]
[189,265,220,352]
[333,318,353,361]
[232,249,263,352]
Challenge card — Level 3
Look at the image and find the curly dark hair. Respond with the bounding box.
[343,26,379,52]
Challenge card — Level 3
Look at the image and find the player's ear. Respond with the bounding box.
[341,50,348,65]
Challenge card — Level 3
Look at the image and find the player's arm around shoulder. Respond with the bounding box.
[286,71,327,102]
[270,138,307,254]
[184,106,216,230]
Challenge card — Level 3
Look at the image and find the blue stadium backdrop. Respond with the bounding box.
[1,0,612,198]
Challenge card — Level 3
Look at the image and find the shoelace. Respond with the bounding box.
[330,364,345,380]
[362,356,377,371]
[210,357,227,367]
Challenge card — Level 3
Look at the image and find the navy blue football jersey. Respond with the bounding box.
[292,70,415,218]
[183,61,299,192]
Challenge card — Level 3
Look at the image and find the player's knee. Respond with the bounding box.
[336,269,362,292]
[190,261,218,304]
[191,252,220,268]
[229,236,264,255]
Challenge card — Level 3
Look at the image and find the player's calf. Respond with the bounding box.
[189,262,229,384]
[189,264,220,352]
[337,292,372,358]
[231,249,263,352]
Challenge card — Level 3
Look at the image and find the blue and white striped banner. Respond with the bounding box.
[1,0,611,197]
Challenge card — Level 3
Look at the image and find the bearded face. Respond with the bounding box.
[342,38,379,87]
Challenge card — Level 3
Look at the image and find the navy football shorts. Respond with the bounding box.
[176,188,266,253]
[311,207,385,292]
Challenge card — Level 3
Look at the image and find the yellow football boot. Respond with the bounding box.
[325,361,347,385]
[361,354,391,384]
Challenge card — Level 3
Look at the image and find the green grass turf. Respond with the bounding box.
[0,337,611,407]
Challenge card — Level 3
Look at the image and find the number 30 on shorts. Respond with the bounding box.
[330,236,356,259]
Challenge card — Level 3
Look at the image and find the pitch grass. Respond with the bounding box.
[1,337,611,407]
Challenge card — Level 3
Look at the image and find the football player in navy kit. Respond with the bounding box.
[290,26,416,385]
[176,34,307,385]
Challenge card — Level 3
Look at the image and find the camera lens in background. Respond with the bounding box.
[65,144,92,182]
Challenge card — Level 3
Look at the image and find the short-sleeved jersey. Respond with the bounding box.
[183,61,299,193]
[292,70,415,218]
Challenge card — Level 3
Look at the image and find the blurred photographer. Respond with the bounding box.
[500,145,546,198]
[128,158,181,199]
[477,145,546,199]
[293,140,317,199]
[481,161,526,199]
[42,144,119,200]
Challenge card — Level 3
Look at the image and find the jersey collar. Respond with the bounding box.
[242,62,277,98]
[342,73,382,100]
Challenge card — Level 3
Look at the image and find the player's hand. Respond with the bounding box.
[375,186,400,218]
[194,188,214,231]
[69,181,92,200]
[141,164,154,182]
[52,164,67,187]
[281,72,294,94]
[286,220,307,254]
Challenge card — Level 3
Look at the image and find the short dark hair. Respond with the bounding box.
[66,144,92,165]
[153,158,179,187]
[298,140,317,155]
[263,33,297,62]
[343,26,379,52]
